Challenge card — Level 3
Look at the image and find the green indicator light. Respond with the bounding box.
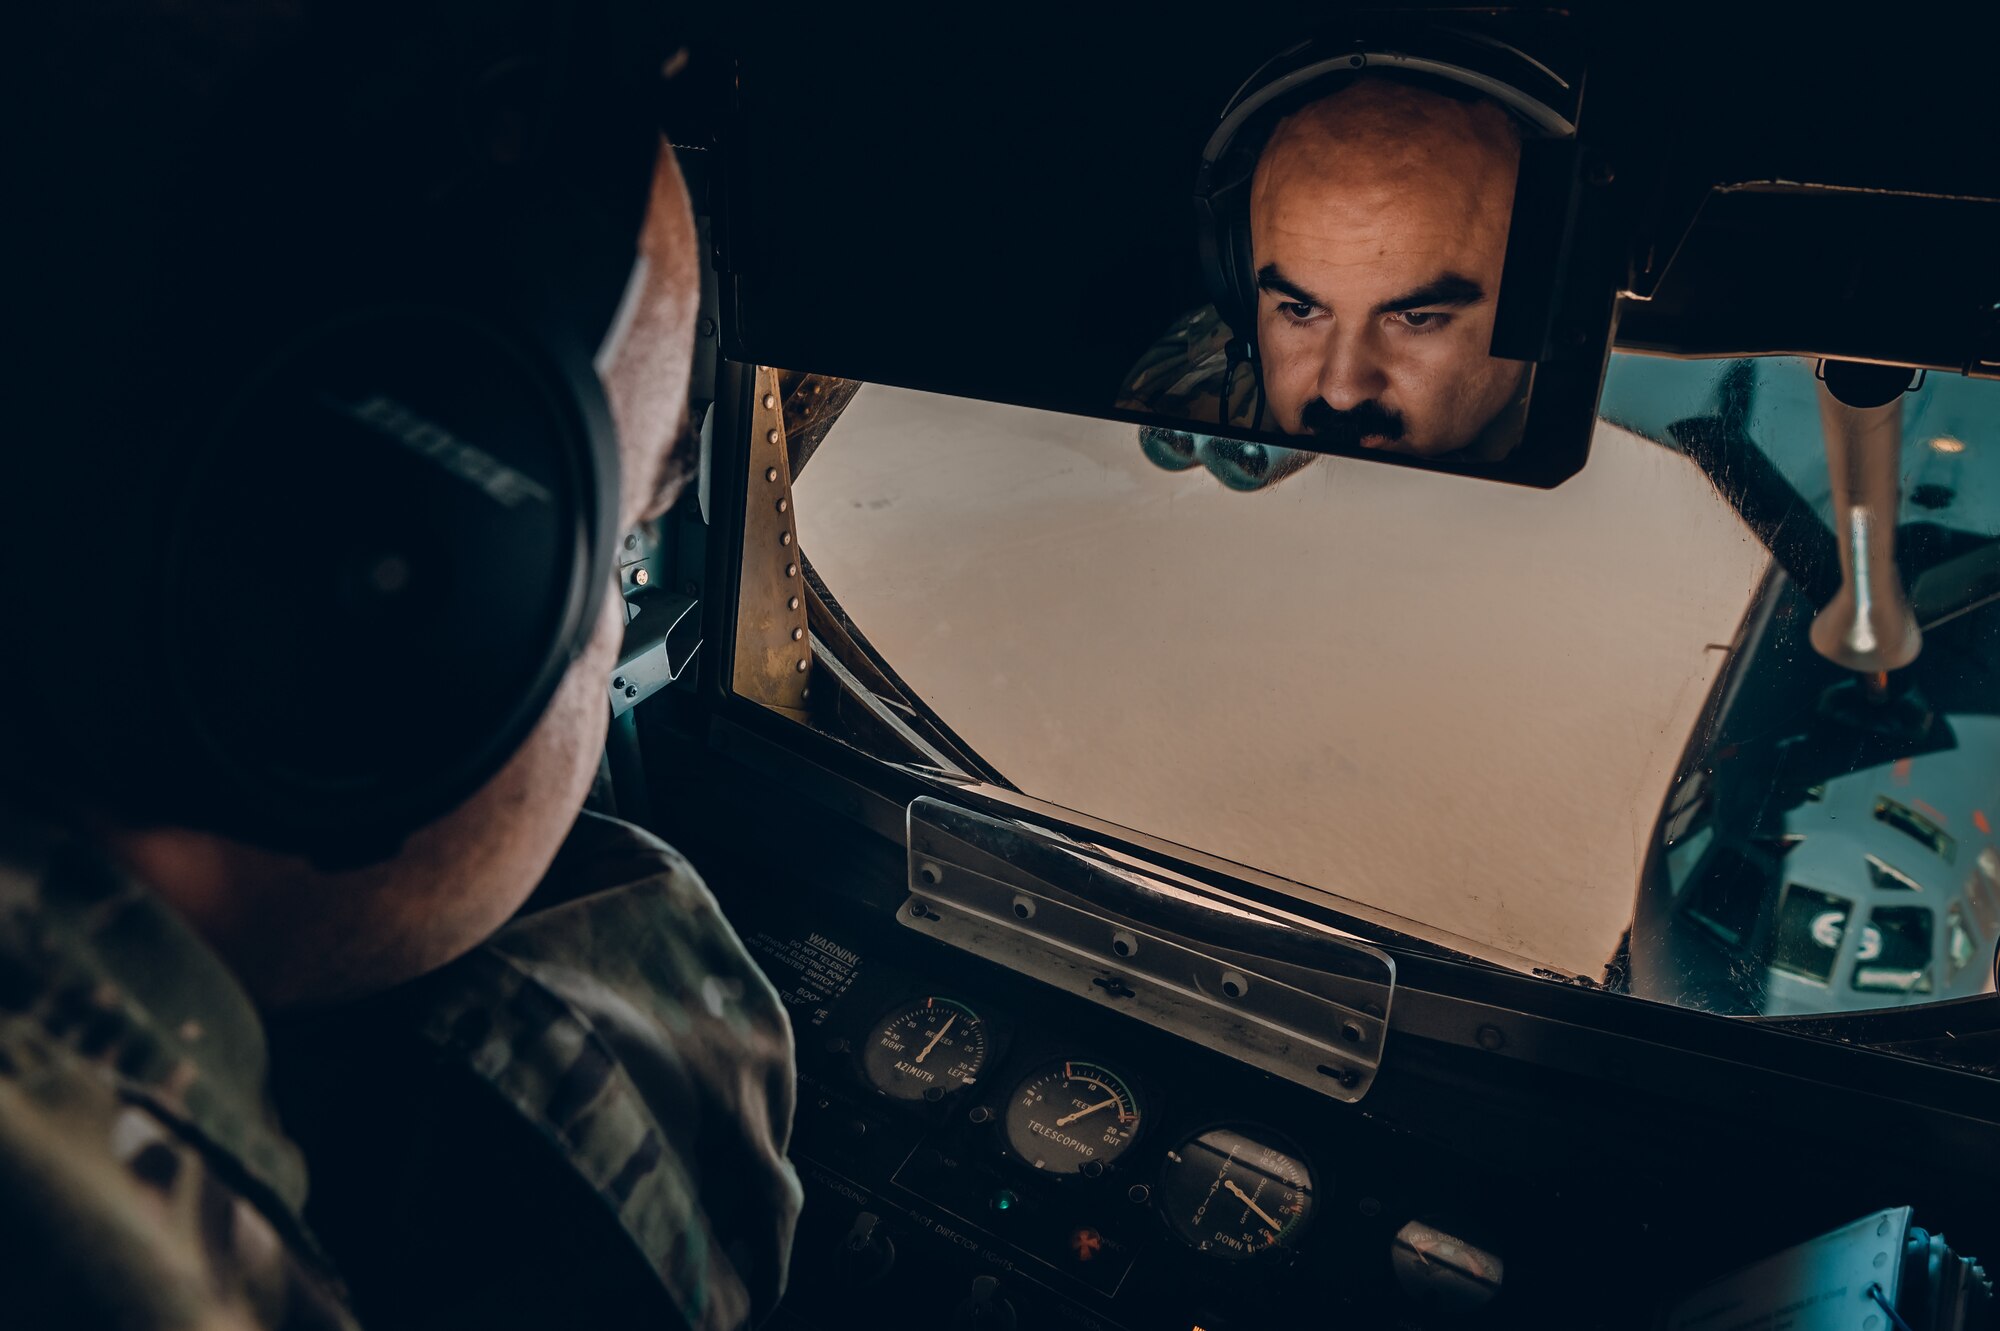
[992,1189,1017,1212]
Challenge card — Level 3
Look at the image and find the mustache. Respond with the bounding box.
[1298,398,1405,447]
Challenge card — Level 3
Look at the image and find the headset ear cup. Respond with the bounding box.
[163,307,605,855]
[1225,197,1258,341]
[1196,172,1258,343]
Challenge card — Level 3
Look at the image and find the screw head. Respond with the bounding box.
[787,596,800,611]
[780,531,793,546]
[765,467,779,482]
[792,627,804,641]
[762,393,776,409]
[795,658,808,672]
[625,684,639,698]
[786,563,798,578]
[633,567,650,586]
[612,676,627,690]
[766,429,780,445]
[623,534,639,551]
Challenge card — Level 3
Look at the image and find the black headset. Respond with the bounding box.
[1192,21,1579,424]
[10,0,677,864]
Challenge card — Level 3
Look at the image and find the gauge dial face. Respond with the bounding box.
[1003,1061,1142,1174]
[860,998,989,1101]
[1159,1127,1314,1260]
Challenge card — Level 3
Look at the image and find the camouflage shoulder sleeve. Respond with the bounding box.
[0,815,359,1331]
[281,811,803,1331]
[1116,303,1260,429]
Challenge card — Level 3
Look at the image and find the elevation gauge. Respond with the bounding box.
[1159,1126,1315,1260]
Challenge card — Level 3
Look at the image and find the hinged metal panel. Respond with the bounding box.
[901,797,1394,1102]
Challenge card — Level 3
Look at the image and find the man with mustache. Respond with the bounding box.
[1124,73,1532,488]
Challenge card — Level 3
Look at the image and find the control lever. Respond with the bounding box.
[1810,361,1922,675]
[838,1211,896,1286]
[951,1275,1018,1330]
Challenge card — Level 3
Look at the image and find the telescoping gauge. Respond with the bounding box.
[861,997,989,1102]
[1003,1061,1142,1175]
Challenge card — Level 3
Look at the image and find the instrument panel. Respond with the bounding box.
[744,907,1542,1331]
[856,1004,1316,1266]
[662,720,2000,1331]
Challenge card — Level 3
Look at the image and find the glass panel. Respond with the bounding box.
[761,350,2000,1022]
[1770,886,1852,984]
[1972,851,2000,936]
[1862,855,1922,894]
[1945,903,1981,981]
[1853,907,1934,994]
[1684,849,1775,952]
[1872,798,1956,866]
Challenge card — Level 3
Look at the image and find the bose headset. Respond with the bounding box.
[1192,19,1580,428]
[10,0,679,864]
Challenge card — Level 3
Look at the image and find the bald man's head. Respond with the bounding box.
[1247,76,1530,459]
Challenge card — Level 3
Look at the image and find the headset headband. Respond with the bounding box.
[1195,21,1580,345]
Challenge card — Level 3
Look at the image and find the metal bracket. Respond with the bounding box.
[730,365,811,720]
[900,798,1394,1102]
[610,590,700,717]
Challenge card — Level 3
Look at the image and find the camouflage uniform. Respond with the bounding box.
[1116,304,1260,430]
[0,804,357,1329]
[0,805,802,1330]
[1121,305,1322,491]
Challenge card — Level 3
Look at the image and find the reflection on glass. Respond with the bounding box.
[762,352,2000,1024]
[1122,73,1531,485]
[1946,903,1981,981]
[1873,797,1955,864]
[1970,854,2000,937]
[1686,849,1773,952]
[1854,907,1934,994]
[1863,854,1922,894]
[1770,885,1851,984]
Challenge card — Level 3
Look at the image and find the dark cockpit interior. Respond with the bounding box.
[15,5,2000,1330]
[530,10,2000,1327]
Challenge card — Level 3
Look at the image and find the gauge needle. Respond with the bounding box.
[915,1013,956,1064]
[1224,1178,1281,1232]
[1055,1097,1120,1127]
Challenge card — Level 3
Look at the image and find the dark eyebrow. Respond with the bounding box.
[1372,273,1485,316]
[1254,264,1322,307]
